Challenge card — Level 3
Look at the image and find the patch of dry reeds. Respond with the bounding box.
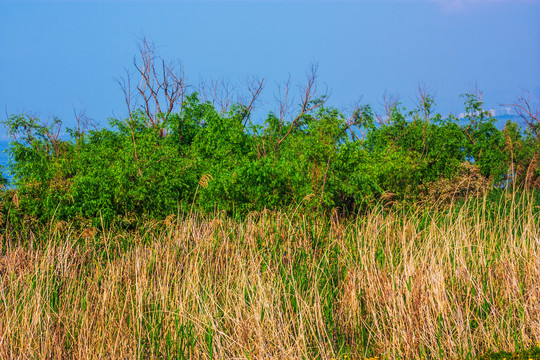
[0,192,538,359]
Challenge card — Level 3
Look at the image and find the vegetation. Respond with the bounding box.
[2,84,539,226]
[1,42,539,225]
[0,192,539,359]
[0,42,539,358]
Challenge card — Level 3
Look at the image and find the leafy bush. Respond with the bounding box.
[1,90,538,225]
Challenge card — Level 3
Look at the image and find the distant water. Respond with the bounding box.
[0,140,13,185]
[493,114,522,130]
[0,140,11,168]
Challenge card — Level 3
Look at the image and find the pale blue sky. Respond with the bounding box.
[1,0,539,134]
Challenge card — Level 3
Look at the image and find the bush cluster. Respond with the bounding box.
[1,91,539,225]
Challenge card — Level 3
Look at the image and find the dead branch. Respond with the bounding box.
[117,38,187,175]
[219,78,235,113]
[196,77,236,114]
[415,85,435,159]
[72,106,98,138]
[376,91,399,125]
[275,75,293,131]
[415,84,434,122]
[345,101,365,142]
[131,38,186,128]
[503,90,540,140]
[278,64,325,146]
[240,76,265,125]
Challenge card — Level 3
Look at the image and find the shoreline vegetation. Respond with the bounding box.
[0,192,539,358]
[0,42,539,358]
[0,42,539,223]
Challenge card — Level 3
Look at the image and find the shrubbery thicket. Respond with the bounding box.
[2,78,539,225]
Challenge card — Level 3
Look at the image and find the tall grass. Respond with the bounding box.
[0,191,539,359]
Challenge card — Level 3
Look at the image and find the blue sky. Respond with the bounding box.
[1,0,539,134]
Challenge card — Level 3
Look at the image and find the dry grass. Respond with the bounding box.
[0,192,539,359]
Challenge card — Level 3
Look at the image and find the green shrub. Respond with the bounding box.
[2,91,537,225]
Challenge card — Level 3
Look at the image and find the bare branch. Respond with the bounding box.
[117,70,134,118]
[376,91,399,125]
[130,37,186,128]
[299,63,319,115]
[72,106,97,138]
[502,90,540,140]
[472,83,483,103]
[275,75,293,130]
[415,84,435,122]
[219,78,234,113]
[344,99,366,142]
[240,76,265,125]
[278,64,325,146]
[196,77,236,114]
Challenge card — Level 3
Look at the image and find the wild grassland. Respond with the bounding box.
[0,192,539,359]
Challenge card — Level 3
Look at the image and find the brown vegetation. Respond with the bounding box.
[0,192,539,359]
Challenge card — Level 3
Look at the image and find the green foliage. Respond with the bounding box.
[461,94,507,179]
[1,92,538,224]
[477,344,540,360]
